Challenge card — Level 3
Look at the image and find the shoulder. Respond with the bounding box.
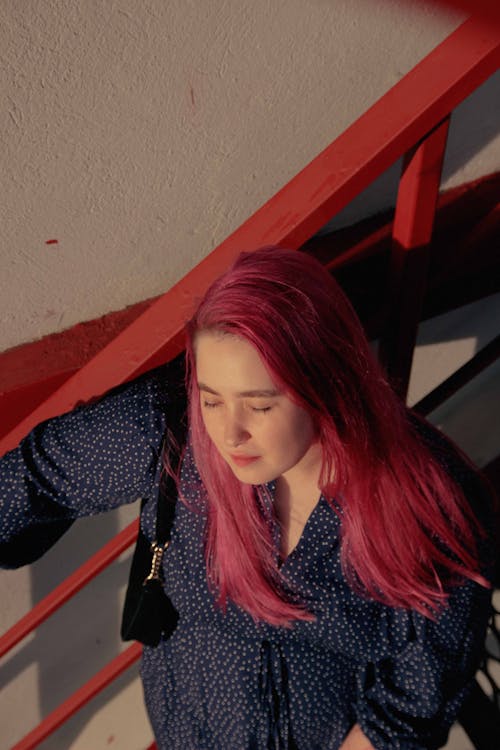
[49,353,186,441]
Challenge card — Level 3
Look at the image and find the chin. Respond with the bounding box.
[229,463,276,486]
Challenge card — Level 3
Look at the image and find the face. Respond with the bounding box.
[194,331,321,487]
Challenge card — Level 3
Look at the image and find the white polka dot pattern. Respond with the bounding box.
[0,371,495,749]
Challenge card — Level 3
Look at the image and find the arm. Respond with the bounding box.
[0,358,185,568]
[353,446,496,750]
[355,579,493,749]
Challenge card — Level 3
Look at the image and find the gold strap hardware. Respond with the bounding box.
[144,541,169,584]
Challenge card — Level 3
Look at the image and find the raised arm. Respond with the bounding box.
[0,357,185,568]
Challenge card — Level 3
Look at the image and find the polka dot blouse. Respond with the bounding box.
[0,364,495,749]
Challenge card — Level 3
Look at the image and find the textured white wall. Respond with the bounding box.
[1,0,482,353]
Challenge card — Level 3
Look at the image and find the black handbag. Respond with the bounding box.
[121,382,187,647]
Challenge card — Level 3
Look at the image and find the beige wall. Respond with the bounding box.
[3,0,488,354]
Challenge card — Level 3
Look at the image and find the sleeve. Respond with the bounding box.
[355,576,493,749]
[0,358,183,569]
[354,425,497,750]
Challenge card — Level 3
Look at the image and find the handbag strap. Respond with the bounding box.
[155,353,188,545]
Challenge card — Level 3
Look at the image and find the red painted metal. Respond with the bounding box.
[323,222,392,272]
[394,118,451,248]
[0,16,498,455]
[0,519,139,659]
[9,642,142,750]
[0,174,497,435]
[431,0,500,22]
[0,297,155,396]
[0,370,76,441]
[378,117,451,398]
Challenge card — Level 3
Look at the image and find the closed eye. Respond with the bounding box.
[202,400,221,409]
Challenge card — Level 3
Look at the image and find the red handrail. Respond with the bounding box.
[2,14,499,750]
[10,642,142,750]
[0,15,498,455]
[0,519,139,659]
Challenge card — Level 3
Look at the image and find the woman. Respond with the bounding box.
[1,247,496,749]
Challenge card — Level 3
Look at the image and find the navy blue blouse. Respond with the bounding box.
[0,366,495,749]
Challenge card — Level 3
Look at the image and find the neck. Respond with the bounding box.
[272,443,324,561]
[274,441,323,520]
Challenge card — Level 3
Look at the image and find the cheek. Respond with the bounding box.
[198,403,212,435]
[287,411,316,450]
[201,410,226,447]
[201,413,217,442]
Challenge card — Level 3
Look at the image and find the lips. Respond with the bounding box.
[229,454,260,467]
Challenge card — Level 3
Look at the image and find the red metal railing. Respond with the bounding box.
[9,643,143,750]
[0,520,139,659]
[0,15,498,454]
[1,14,499,750]
[378,116,451,397]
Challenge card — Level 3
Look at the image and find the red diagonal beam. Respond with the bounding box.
[10,642,142,750]
[0,16,498,455]
[0,518,139,659]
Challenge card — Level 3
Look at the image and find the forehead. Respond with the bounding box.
[194,331,277,392]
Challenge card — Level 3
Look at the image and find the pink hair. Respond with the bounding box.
[184,246,490,626]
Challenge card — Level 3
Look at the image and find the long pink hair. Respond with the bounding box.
[184,246,490,626]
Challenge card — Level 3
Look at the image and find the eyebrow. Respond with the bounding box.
[198,383,281,398]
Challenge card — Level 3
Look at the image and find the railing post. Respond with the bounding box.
[378,116,450,400]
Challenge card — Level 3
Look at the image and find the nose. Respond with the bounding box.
[223,411,250,447]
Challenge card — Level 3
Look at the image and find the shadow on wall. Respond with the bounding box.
[442,71,500,183]
[429,356,500,468]
[0,507,139,748]
[416,294,500,350]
